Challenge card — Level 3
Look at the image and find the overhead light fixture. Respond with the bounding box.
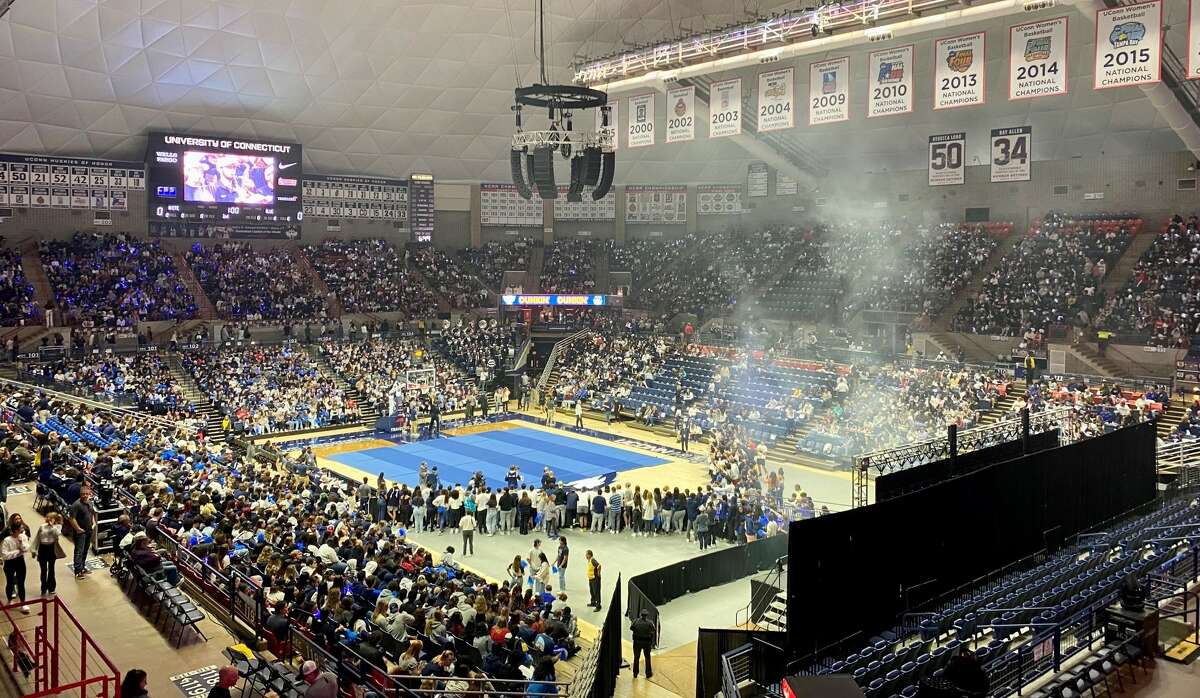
[865,27,894,41]
[1022,0,1055,10]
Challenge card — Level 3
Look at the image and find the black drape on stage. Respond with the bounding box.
[876,429,1060,501]
[629,534,789,608]
[786,421,1156,660]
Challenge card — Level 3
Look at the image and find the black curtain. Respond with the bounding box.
[876,429,1060,501]
[786,421,1156,660]
[592,575,623,698]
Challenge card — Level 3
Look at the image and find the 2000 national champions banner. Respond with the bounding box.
[627,93,655,148]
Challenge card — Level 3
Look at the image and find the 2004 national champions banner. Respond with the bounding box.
[627,93,655,148]
[1094,0,1161,90]
[867,45,914,118]
[933,32,986,109]
[809,57,850,125]
[665,86,696,143]
[1009,16,1068,100]
[757,68,794,132]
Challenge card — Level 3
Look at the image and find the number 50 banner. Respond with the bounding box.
[929,132,966,186]
[1094,0,1161,90]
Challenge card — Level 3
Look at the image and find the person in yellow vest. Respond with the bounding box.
[1023,351,1038,385]
[1097,329,1112,357]
[585,549,602,611]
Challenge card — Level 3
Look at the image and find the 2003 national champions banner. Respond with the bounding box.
[709,78,742,138]
[757,68,794,132]
[809,57,850,125]
[933,32,986,109]
[1094,0,1161,90]
[867,45,914,118]
[1009,16,1068,100]
[665,86,695,143]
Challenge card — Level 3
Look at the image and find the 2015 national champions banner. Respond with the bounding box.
[0,153,143,210]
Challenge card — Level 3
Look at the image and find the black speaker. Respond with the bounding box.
[510,149,532,200]
[583,147,602,186]
[567,155,584,202]
[532,146,557,199]
[526,153,537,197]
[592,151,615,200]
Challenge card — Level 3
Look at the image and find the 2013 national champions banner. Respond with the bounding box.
[0,153,143,210]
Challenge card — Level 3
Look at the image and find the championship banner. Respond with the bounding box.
[933,32,986,110]
[1010,17,1068,100]
[709,78,742,138]
[990,126,1032,182]
[747,162,770,198]
[553,185,616,220]
[595,100,618,150]
[867,45,914,118]
[1190,0,1200,78]
[625,185,687,223]
[1094,0,1161,90]
[665,86,695,143]
[627,93,655,148]
[757,67,794,132]
[809,57,850,125]
[697,185,743,215]
[928,132,966,186]
[31,186,50,207]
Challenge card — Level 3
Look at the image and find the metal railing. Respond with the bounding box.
[536,328,591,398]
[1158,439,1200,486]
[0,374,188,434]
[0,597,121,698]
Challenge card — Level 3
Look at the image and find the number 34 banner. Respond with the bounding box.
[928,132,966,186]
[991,126,1032,182]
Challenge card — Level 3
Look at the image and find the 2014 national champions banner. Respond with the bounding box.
[0,153,143,210]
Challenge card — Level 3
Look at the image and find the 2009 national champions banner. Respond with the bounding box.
[809,57,850,125]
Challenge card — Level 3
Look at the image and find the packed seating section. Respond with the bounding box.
[188,241,324,321]
[304,239,435,316]
[0,240,37,324]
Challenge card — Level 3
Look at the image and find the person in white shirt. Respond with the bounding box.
[34,513,63,597]
[1,519,31,613]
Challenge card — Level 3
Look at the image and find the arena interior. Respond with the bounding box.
[2,1,1200,697]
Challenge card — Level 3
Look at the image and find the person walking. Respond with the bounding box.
[631,609,657,679]
[555,536,569,591]
[506,555,524,590]
[574,400,584,428]
[459,508,476,556]
[2,517,30,612]
[35,513,63,596]
[585,550,602,611]
[68,488,96,579]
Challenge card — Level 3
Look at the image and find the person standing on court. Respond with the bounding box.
[459,507,476,555]
[68,487,96,579]
[1,517,30,611]
[555,536,569,591]
[574,400,584,428]
[631,609,657,679]
[585,549,602,610]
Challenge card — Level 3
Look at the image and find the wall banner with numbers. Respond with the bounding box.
[757,67,794,132]
[31,187,50,207]
[1010,17,1068,100]
[627,93,655,148]
[709,78,742,138]
[867,45,914,118]
[809,57,850,125]
[747,162,770,198]
[665,86,695,143]
[303,173,409,223]
[1094,0,1161,90]
[776,173,798,196]
[928,132,966,186]
[0,153,143,206]
[697,185,743,215]
[933,32,986,109]
[990,126,1032,182]
[595,101,618,151]
[480,183,543,227]
[1190,0,1200,78]
[625,185,687,223]
[553,185,616,220]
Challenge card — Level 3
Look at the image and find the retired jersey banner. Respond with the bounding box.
[1009,17,1068,100]
[595,100,617,151]
[1094,1,1161,90]
[928,133,966,186]
[665,86,696,143]
[809,57,850,125]
[1190,0,1200,78]
[757,67,795,132]
[627,94,655,148]
[990,126,1032,182]
[933,32,986,110]
[867,45,914,118]
[709,78,742,138]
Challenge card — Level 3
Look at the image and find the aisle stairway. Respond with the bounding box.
[165,248,217,320]
[286,243,341,317]
[592,246,610,294]
[527,244,545,293]
[164,354,226,443]
[17,238,52,319]
[305,345,380,428]
[932,231,1023,328]
[1100,228,1159,297]
[1156,395,1189,439]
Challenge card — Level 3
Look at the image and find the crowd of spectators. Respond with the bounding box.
[0,241,37,325]
[540,241,597,293]
[460,239,532,291]
[410,247,488,309]
[550,333,671,410]
[41,233,196,326]
[438,322,523,386]
[20,354,191,417]
[182,344,358,434]
[1097,214,1200,346]
[953,216,1133,336]
[188,242,324,321]
[304,239,435,317]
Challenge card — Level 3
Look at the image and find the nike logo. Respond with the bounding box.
[279,162,297,170]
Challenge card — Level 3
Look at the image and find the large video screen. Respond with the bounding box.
[145,132,302,236]
[182,151,275,205]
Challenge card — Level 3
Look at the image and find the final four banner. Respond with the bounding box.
[709,78,742,138]
[867,45,914,118]
[665,86,695,143]
[627,93,655,148]
[809,57,850,125]
[1009,16,1068,100]
[1094,0,1161,90]
[757,67,794,132]
[933,32,986,110]
[595,100,618,150]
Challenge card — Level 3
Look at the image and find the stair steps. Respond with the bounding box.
[17,239,52,323]
[166,249,217,320]
[305,345,380,428]
[164,353,227,443]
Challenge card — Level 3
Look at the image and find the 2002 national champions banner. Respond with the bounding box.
[665,86,695,143]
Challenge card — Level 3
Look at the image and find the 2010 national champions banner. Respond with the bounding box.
[1009,16,1068,99]
[933,32,986,109]
[867,45,914,117]
[1094,0,1161,89]
[665,86,696,143]
[757,68,795,132]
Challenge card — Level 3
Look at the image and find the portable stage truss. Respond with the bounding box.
[851,406,1079,508]
[0,597,120,698]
